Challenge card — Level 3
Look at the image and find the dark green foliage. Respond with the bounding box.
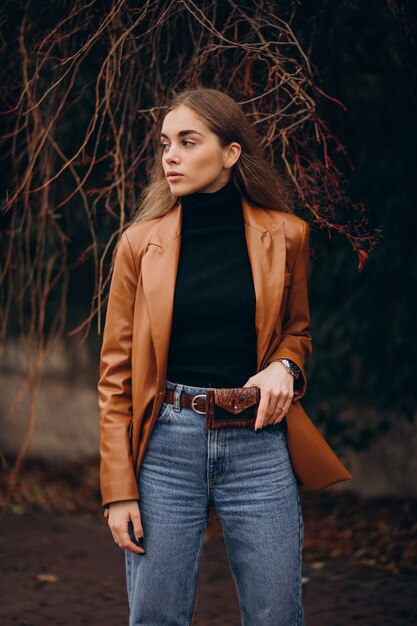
[294,0,417,447]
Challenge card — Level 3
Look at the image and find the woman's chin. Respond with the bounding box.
[168,181,187,194]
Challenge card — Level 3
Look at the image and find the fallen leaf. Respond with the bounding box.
[36,573,59,582]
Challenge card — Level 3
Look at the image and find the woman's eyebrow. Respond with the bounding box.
[160,129,204,138]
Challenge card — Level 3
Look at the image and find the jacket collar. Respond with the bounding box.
[147,195,284,246]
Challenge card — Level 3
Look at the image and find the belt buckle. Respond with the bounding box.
[191,394,206,414]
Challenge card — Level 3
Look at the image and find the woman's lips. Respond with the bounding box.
[167,173,183,181]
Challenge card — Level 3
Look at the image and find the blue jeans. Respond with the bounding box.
[125,379,305,626]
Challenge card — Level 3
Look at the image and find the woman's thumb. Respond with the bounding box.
[131,509,144,542]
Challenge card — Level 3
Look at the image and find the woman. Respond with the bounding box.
[99,87,313,625]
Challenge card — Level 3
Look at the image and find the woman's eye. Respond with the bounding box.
[159,141,195,150]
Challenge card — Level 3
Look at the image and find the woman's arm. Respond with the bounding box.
[98,231,140,509]
[265,219,312,401]
[244,218,312,428]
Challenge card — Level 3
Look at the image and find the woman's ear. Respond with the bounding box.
[225,142,241,167]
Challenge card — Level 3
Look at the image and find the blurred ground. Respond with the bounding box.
[1,460,416,625]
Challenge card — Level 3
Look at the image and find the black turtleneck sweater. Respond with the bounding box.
[166,178,258,388]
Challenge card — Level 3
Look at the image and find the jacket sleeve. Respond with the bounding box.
[98,231,140,509]
[265,220,313,401]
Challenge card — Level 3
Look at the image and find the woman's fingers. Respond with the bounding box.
[254,387,274,429]
[113,521,145,554]
[128,510,145,553]
[255,387,294,429]
[124,520,146,555]
[108,501,146,555]
[272,391,293,424]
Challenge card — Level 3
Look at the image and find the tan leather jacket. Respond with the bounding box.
[98,196,335,508]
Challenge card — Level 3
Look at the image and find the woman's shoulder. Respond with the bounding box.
[123,215,164,244]
[111,217,164,267]
[124,215,163,235]
[268,209,309,243]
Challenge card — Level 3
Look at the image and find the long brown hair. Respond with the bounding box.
[129,87,294,225]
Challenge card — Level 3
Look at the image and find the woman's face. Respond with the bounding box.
[160,104,241,194]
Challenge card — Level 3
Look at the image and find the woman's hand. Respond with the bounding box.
[242,361,294,430]
[106,500,145,555]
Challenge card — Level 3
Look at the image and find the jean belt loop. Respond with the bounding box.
[173,384,184,412]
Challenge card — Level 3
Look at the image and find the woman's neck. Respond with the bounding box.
[180,178,242,225]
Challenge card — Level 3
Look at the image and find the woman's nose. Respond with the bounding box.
[164,145,180,162]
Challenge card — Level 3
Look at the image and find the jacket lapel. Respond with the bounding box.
[241,197,287,371]
[141,195,287,384]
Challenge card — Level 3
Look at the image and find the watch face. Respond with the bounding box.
[288,361,300,373]
[273,358,300,375]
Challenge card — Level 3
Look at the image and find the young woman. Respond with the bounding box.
[98,87,313,625]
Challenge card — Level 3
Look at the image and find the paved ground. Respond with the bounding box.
[0,510,416,626]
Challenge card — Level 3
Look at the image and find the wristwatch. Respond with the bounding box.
[270,358,301,380]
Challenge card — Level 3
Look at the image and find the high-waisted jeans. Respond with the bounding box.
[125,379,305,626]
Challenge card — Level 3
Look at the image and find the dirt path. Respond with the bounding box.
[1,510,416,626]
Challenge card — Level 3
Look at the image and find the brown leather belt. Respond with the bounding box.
[163,385,261,430]
[164,388,208,413]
